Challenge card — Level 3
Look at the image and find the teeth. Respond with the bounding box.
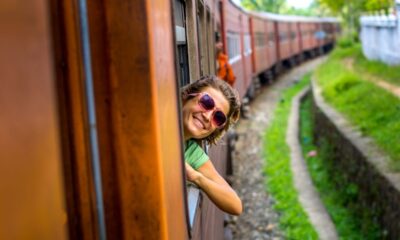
[194,117,204,129]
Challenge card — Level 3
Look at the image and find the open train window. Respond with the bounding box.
[197,2,205,76]
[206,9,213,75]
[268,32,275,45]
[291,31,296,39]
[173,0,206,234]
[255,32,265,47]
[244,33,252,56]
[227,31,241,64]
[174,0,190,87]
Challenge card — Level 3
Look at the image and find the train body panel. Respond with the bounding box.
[265,20,278,70]
[240,13,253,98]
[290,21,301,58]
[0,0,68,239]
[250,16,269,75]
[223,1,248,98]
[277,21,292,61]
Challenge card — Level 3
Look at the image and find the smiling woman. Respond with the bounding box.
[181,76,242,215]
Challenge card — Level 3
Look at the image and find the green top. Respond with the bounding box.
[184,140,209,170]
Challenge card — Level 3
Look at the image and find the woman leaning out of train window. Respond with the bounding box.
[182,75,242,216]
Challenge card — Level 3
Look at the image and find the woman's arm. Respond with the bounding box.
[185,161,242,215]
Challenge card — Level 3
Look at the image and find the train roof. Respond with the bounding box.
[248,11,339,23]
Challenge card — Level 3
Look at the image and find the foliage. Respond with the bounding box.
[280,1,327,16]
[300,93,383,239]
[240,0,286,13]
[336,36,356,48]
[314,45,400,169]
[264,75,318,239]
[365,0,393,12]
[240,0,330,16]
[317,0,394,40]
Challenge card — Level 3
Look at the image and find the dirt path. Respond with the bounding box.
[225,57,327,240]
[344,58,400,98]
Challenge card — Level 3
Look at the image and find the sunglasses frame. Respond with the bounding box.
[188,92,227,128]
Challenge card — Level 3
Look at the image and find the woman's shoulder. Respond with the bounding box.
[185,139,209,169]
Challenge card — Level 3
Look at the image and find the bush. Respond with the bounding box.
[337,37,354,48]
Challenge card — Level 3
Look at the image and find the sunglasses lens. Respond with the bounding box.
[199,94,215,110]
[213,111,227,127]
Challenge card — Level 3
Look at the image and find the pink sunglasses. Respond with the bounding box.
[188,92,227,128]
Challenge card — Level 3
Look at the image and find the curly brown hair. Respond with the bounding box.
[181,75,241,145]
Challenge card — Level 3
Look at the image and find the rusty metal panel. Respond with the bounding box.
[0,0,68,239]
[87,0,188,239]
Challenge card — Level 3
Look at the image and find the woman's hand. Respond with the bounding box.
[185,162,202,183]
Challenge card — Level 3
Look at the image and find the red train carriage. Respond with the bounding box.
[277,20,292,62]
[289,20,301,61]
[221,0,252,98]
[249,15,271,75]
[301,21,316,53]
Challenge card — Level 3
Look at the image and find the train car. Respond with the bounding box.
[321,18,339,52]
[173,0,235,239]
[221,0,252,99]
[249,14,271,75]
[300,21,316,54]
[1,0,339,239]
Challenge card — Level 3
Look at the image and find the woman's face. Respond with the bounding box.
[182,86,230,140]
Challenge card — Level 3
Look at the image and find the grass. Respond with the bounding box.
[300,93,383,239]
[332,41,400,86]
[264,74,318,239]
[314,45,400,169]
[352,46,400,86]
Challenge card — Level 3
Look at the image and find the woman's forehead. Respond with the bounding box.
[202,87,229,114]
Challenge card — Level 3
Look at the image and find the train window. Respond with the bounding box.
[197,2,205,76]
[268,32,275,44]
[279,32,287,41]
[255,32,265,47]
[227,31,241,64]
[206,10,213,75]
[291,31,296,39]
[244,34,252,56]
[174,0,190,87]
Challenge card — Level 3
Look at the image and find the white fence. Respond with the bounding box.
[359,1,400,65]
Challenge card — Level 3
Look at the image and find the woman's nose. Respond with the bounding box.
[202,110,214,122]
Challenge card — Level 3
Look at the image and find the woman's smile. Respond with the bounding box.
[193,115,206,130]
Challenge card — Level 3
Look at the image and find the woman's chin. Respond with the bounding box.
[188,127,209,139]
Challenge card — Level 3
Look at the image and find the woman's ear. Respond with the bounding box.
[231,109,240,124]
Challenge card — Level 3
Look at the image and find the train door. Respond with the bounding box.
[174,0,191,87]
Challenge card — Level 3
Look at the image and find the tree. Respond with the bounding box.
[240,0,286,13]
[318,0,394,41]
[280,1,328,16]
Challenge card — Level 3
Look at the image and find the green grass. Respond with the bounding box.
[315,45,400,169]
[264,74,318,239]
[300,94,383,239]
[352,46,400,86]
[333,38,400,87]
